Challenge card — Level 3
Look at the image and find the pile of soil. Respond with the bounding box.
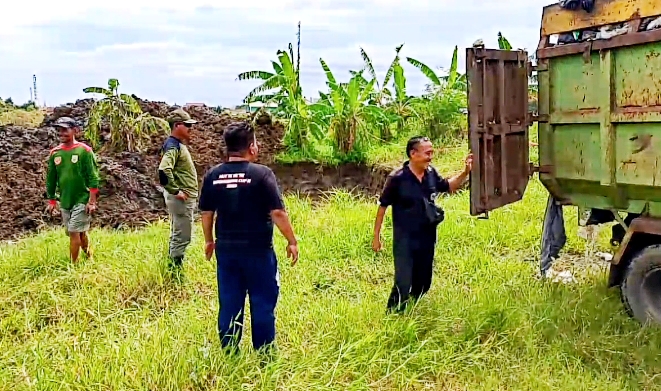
[40,97,285,168]
[0,96,388,240]
[1,98,287,240]
[1,97,388,241]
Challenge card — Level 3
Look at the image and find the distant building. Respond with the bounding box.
[184,103,206,108]
[234,101,279,114]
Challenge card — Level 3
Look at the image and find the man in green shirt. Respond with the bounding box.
[158,108,199,273]
[46,117,101,263]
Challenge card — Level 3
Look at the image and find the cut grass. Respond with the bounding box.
[1,147,660,390]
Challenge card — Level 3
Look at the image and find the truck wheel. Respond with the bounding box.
[621,244,661,326]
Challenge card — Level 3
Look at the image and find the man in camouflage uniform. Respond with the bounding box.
[158,108,199,273]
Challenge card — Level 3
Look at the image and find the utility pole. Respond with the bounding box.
[30,87,33,102]
[33,75,38,106]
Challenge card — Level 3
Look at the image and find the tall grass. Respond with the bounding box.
[1,146,659,390]
[0,109,44,127]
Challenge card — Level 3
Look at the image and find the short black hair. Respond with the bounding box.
[224,121,255,154]
[406,136,430,158]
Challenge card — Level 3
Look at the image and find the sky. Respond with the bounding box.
[0,0,551,108]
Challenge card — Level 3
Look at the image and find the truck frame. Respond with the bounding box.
[467,0,661,326]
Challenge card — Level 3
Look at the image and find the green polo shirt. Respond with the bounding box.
[46,142,100,210]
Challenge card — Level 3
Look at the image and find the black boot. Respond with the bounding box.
[166,256,185,282]
[166,256,184,269]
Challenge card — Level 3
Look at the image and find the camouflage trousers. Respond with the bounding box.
[164,192,196,259]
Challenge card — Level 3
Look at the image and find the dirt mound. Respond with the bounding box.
[41,99,95,127]
[94,154,164,229]
[0,126,58,233]
[272,163,391,199]
[1,97,293,240]
[41,98,285,166]
[1,97,390,241]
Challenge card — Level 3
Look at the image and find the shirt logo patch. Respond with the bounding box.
[213,172,251,189]
[71,155,79,163]
[54,156,62,165]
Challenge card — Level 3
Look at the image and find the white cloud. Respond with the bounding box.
[66,41,188,56]
[4,0,350,32]
[0,0,550,106]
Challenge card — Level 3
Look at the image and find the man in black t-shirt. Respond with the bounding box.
[372,136,472,313]
[199,121,298,352]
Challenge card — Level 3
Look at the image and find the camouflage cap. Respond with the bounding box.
[53,117,79,128]
[167,108,197,125]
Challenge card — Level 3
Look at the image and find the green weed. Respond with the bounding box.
[1,149,659,390]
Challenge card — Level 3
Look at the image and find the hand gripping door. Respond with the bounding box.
[466,47,532,217]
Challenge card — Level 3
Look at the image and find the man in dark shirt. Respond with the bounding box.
[198,121,298,353]
[372,136,472,313]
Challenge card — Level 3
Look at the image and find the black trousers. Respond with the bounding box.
[387,230,437,312]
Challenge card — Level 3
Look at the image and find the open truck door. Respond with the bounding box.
[466,47,533,217]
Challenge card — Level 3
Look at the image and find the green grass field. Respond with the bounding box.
[0,109,44,127]
[1,146,660,390]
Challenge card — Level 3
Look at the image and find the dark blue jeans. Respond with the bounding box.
[215,247,280,351]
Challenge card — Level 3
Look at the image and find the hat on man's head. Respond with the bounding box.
[167,108,197,125]
[53,117,79,128]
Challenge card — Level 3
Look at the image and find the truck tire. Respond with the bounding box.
[621,244,661,326]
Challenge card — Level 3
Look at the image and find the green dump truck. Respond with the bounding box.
[466,0,661,326]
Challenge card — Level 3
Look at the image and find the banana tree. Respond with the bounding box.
[406,47,468,141]
[238,51,314,149]
[384,61,418,138]
[355,44,406,140]
[237,43,301,108]
[358,44,406,107]
[406,45,466,93]
[497,32,512,50]
[238,24,316,150]
[238,22,303,108]
[311,59,386,155]
[83,78,169,152]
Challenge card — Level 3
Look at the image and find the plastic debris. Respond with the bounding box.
[545,269,578,284]
[647,16,661,31]
[557,32,578,45]
[559,0,580,10]
[559,0,595,13]
[597,23,632,39]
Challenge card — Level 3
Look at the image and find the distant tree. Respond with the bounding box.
[18,101,37,111]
